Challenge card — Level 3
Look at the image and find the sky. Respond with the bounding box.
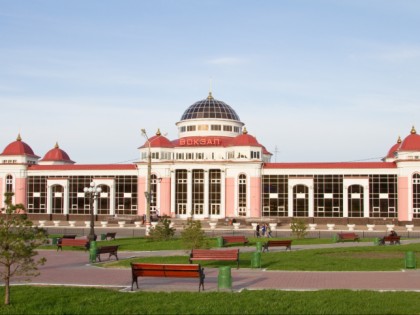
[1,0,419,164]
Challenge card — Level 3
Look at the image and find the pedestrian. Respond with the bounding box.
[256,223,260,238]
[266,224,272,238]
[261,223,266,237]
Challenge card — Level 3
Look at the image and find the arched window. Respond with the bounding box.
[97,185,110,215]
[413,174,420,218]
[151,174,158,214]
[238,174,247,216]
[293,185,309,217]
[348,185,364,217]
[51,185,64,214]
[6,175,13,193]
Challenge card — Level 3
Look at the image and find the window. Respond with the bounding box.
[223,125,232,132]
[187,125,196,132]
[211,125,221,131]
[251,151,260,159]
[238,174,247,216]
[6,175,13,192]
[198,125,208,131]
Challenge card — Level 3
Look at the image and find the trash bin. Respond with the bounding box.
[251,251,261,268]
[332,234,338,243]
[217,236,224,248]
[100,234,106,241]
[89,241,97,263]
[51,237,58,245]
[218,266,232,291]
[405,251,416,269]
[374,237,382,246]
[256,241,262,252]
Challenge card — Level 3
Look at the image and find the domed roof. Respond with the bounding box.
[385,136,402,159]
[139,129,174,148]
[399,126,420,151]
[1,134,39,157]
[41,142,74,163]
[180,92,241,121]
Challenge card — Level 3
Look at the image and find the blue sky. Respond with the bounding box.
[1,0,419,163]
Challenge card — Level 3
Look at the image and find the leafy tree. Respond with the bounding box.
[290,218,308,239]
[180,219,209,249]
[148,218,176,241]
[0,192,47,305]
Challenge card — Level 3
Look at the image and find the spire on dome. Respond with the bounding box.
[156,129,161,136]
[411,126,417,134]
[16,133,22,141]
[397,136,402,143]
[243,127,248,134]
[207,91,213,99]
[54,142,59,149]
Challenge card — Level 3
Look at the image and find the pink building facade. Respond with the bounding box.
[1,93,420,224]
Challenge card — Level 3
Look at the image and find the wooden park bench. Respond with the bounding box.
[262,240,292,252]
[336,233,360,242]
[222,235,249,247]
[62,234,77,239]
[130,263,205,292]
[189,249,240,269]
[96,245,119,262]
[57,238,89,251]
[380,235,401,245]
[105,232,116,240]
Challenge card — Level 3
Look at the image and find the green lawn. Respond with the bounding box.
[2,286,420,314]
[42,235,372,251]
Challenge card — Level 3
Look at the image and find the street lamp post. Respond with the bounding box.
[84,181,102,262]
[141,129,152,236]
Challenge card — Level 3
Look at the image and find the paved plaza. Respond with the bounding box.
[10,238,420,293]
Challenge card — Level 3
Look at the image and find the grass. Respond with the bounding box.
[2,286,420,314]
[42,235,372,251]
[97,241,420,271]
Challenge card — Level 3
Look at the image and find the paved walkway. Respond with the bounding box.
[10,240,420,293]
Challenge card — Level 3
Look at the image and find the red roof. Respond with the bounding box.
[386,141,401,159]
[1,134,39,158]
[41,143,74,163]
[139,135,174,149]
[28,164,137,171]
[264,162,396,169]
[399,128,420,151]
[229,133,260,147]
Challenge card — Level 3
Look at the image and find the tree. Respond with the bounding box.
[180,219,209,249]
[290,218,308,239]
[0,192,47,305]
[148,218,176,241]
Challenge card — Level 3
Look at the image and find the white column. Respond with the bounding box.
[46,185,52,215]
[288,185,294,217]
[204,170,209,218]
[221,170,226,217]
[343,185,349,218]
[63,183,69,215]
[110,184,115,216]
[187,170,192,217]
[363,185,370,217]
[170,170,176,216]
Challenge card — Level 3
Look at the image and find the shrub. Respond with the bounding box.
[180,219,209,249]
[290,218,308,239]
[148,219,176,241]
